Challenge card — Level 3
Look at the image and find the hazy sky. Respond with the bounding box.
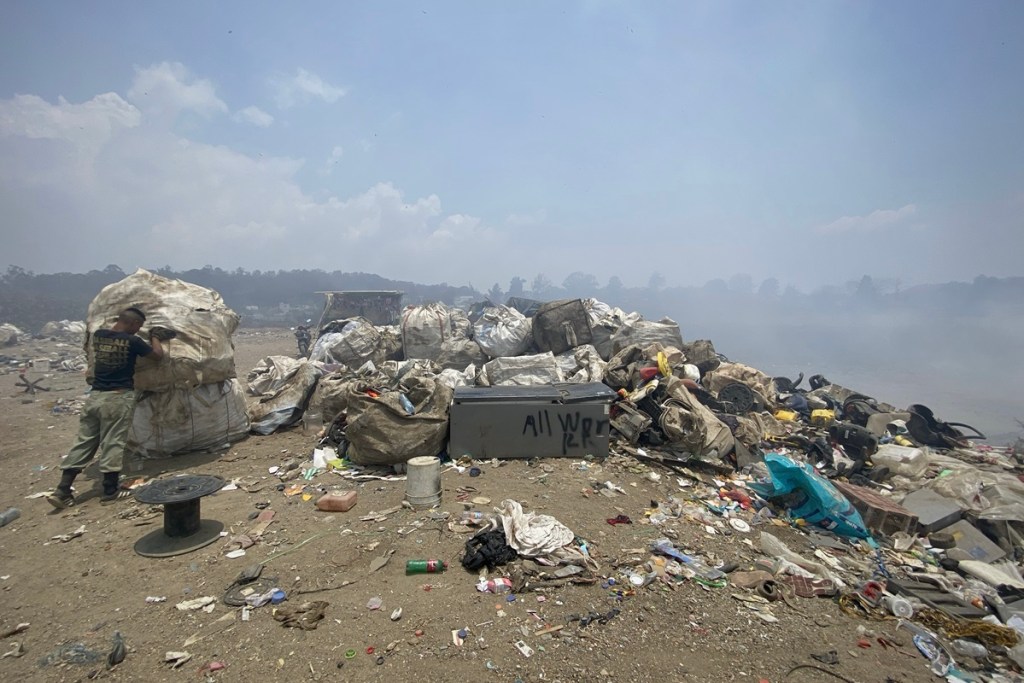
[1,2,1022,289]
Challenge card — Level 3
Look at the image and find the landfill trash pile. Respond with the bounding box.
[5,290,1023,681]
[242,296,1024,681]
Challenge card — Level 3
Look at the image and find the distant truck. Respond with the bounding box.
[314,290,404,329]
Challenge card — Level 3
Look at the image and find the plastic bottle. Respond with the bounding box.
[651,539,725,580]
[245,588,280,607]
[399,394,415,415]
[458,511,492,525]
[406,559,448,574]
[881,594,913,618]
[950,639,988,660]
[477,578,512,593]
[0,508,21,527]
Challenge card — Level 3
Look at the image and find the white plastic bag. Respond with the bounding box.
[473,305,532,358]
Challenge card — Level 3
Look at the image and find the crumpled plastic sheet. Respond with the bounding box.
[38,642,103,667]
[555,344,607,383]
[436,366,474,389]
[497,499,596,568]
[928,466,1024,515]
[246,355,304,396]
[956,559,1024,590]
[482,353,564,386]
[759,532,847,589]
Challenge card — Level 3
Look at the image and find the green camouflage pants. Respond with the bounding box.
[61,390,136,473]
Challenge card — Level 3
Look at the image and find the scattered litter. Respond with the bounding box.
[164,651,192,668]
[197,660,227,676]
[47,525,86,544]
[176,596,217,611]
[1,623,29,639]
[38,641,104,667]
[106,631,126,669]
[1,642,25,659]
[272,601,328,630]
[368,549,395,573]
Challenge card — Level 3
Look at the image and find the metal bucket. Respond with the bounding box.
[405,456,441,508]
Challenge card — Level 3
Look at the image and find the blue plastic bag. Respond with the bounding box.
[749,453,873,541]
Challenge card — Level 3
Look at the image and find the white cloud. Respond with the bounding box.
[0,66,508,284]
[127,62,227,117]
[432,214,484,241]
[0,92,140,149]
[816,204,917,235]
[321,145,344,174]
[272,68,346,108]
[234,106,274,127]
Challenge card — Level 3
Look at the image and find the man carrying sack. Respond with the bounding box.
[47,307,176,508]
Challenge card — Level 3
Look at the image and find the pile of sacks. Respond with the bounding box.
[38,319,86,340]
[257,296,1004,482]
[0,323,24,347]
[85,269,250,457]
[283,298,738,467]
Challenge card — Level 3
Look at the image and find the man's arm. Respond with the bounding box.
[145,335,165,361]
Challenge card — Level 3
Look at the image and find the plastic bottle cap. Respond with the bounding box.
[270,590,286,604]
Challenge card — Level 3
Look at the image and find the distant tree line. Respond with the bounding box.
[2,263,1021,333]
[0,264,477,331]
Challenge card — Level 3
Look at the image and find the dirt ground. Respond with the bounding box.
[0,328,942,683]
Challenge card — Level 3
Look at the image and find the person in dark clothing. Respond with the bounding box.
[47,307,167,508]
[295,325,311,357]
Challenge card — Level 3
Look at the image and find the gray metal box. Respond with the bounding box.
[450,383,616,459]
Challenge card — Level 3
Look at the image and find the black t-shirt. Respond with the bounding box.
[90,329,153,390]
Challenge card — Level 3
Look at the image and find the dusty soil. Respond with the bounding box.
[0,329,939,683]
